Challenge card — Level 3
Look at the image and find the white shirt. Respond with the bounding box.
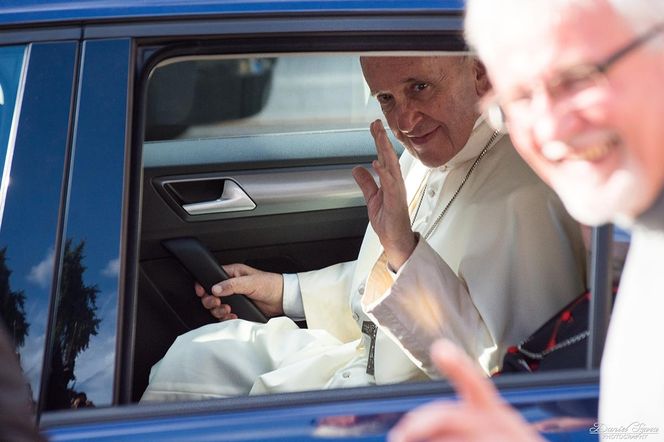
[599,191,664,437]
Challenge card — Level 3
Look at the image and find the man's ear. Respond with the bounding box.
[473,59,492,97]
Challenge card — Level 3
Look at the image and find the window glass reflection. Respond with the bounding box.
[45,39,129,410]
[0,43,75,407]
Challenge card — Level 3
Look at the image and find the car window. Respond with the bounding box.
[145,55,382,141]
[42,39,131,411]
[0,42,75,409]
[136,51,598,408]
[0,45,25,221]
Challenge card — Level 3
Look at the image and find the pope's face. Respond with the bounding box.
[360,56,486,168]
[483,2,664,225]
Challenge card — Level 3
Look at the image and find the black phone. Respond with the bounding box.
[162,237,268,323]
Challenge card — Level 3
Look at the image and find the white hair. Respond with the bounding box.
[465,0,664,63]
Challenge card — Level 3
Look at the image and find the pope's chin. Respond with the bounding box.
[406,136,455,168]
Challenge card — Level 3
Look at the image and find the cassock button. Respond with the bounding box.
[358,284,365,295]
[353,313,359,321]
[342,371,351,379]
[428,188,436,198]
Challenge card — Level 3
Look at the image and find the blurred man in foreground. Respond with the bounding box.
[390,0,664,440]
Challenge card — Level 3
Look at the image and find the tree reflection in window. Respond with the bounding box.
[0,247,29,349]
[46,239,100,410]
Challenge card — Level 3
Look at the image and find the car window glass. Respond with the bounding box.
[44,40,130,411]
[0,45,25,220]
[145,55,382,141]
[137,52,596,407]
[0,43,76,408]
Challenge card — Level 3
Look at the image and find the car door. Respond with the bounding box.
[15,5,614,441]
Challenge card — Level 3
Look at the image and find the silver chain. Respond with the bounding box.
[516,330,589,360]
[411,130,500,240]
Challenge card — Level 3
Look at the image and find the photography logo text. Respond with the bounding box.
[589,422,660,440]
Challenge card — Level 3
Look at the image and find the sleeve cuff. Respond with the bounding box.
[282,273,305,320]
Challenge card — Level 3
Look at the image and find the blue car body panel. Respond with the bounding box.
[0,0,463,26]
[45,381,599,441]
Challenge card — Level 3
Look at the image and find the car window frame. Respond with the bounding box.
[129,34,608,395]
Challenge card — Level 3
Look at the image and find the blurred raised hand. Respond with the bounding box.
[388,339,544,442]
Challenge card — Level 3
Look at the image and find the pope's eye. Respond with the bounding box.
[413,82,429,92]
[376,94,393,104]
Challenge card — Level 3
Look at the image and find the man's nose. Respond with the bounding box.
[395,100,422,134]
[530,92,583,146]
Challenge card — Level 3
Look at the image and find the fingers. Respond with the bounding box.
[199,294,237,321]
[370,120,400,175]
[388,402,474,442]
[211,273,253,297]
[352,166,379,205]
[210,305,237,321]
[221,263,256,278]
[389,340,543,442]
[368,120,404,203]
[196,274,235,319]
[430,339,500,409]
[207,263,256,297]
[196,264,259,321]
[200,294,221,310]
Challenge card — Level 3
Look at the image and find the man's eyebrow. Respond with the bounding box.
[370,72,447,96]
[370,77,426,96]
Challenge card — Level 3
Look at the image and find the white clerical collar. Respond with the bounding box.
[437,116,501,170]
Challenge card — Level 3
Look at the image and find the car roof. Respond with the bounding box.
[0,0,463,27]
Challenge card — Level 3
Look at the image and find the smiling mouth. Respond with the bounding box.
[541,134,619,163]
[407,127,438,145]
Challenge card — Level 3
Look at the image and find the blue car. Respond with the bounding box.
[0,1,617,440]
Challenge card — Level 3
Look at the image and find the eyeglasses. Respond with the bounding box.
[485,23,664,132]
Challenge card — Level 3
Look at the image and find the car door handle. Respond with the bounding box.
[182,179,256,215]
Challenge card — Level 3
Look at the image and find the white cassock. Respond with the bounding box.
[141,119,586,402]
[599,191,664,434]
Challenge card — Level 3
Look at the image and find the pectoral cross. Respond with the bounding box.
[361,321,377,375]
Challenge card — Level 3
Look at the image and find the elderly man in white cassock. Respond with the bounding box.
[141,55,586,402]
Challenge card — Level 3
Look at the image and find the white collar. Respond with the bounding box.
[435,116,501,170]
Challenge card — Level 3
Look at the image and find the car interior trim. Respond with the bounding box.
[84,15,463,40]
[587,224,614,369]
[155,164,376,221]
